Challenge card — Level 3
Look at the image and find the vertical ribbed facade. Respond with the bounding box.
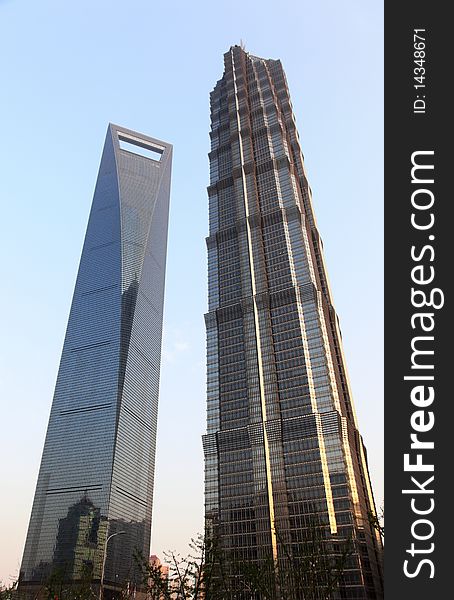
[203,46,383,599]
[19,124,172,595]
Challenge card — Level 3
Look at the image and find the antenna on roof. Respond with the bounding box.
[240,39,246,51]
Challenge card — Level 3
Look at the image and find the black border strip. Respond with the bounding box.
[386,3,451,596]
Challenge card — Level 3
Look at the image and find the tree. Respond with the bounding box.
[135,524,352,600]
[368,505,384,540]
[0,580,17,600]
[135,535,209,600]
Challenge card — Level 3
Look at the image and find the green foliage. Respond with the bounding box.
[0,580,18,600]
[368,505,384,540]
[9,524,352,600]
[134,525,352,600]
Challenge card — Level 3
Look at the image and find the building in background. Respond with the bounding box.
[18,124,172,598]
[149,555,169,598]
[149,555,169,580]
[203,46,383,599]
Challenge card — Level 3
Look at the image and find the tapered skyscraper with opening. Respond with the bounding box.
[203,46,383,599]
[18,124,172,597]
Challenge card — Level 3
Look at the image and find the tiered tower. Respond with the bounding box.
[203,46,383,599]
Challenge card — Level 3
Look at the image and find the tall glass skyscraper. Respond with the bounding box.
[203,46,383,599]
[18,124,172,597]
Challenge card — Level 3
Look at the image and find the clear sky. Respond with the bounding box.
[0,0,383,585]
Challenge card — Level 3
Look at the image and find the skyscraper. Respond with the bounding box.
[203,46,383,599]
[18,124,172,597]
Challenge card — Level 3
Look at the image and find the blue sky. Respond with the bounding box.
[0,0,383,584]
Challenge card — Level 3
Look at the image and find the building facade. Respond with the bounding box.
[18,124,172,597]
[203,46,383,599]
